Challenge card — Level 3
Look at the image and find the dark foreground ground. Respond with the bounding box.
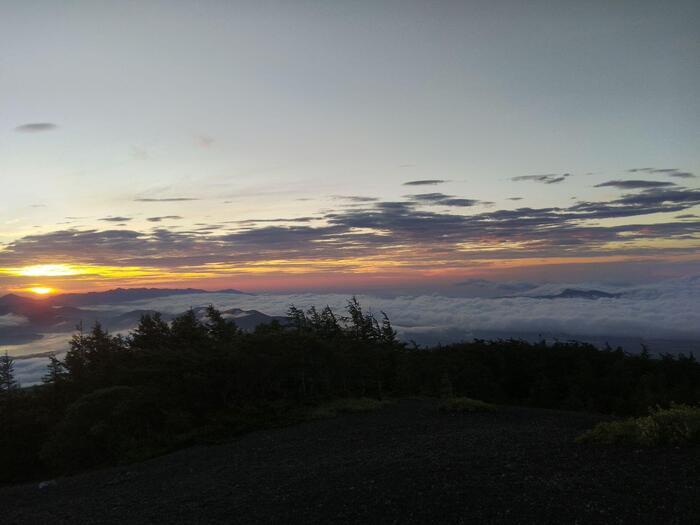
[2,400,700,524]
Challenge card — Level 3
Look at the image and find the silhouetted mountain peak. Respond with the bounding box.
[0,293,38,306]
[52,287,248,306]
[535,288,622,300]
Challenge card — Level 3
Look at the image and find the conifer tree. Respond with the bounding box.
[42,352,68,385]
[0,351,19,394]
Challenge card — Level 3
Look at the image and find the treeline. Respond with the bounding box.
[1,298,699,483]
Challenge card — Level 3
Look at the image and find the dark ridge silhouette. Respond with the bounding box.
[532,288,622,300]
[50,287,249,307]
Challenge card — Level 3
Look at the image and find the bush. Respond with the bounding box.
[577,404,700,447]
[438,397,497,413]
[40,386,166,472]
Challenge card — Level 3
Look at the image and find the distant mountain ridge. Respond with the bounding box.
[0,288,280,346]
[532,288,622,300]
[50,287,250,306]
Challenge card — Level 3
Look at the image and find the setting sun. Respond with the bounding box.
[27,287,54,295]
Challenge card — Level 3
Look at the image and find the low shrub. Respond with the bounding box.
[40,386,167,472]
[577,403,700,447]
[438,397,497,413]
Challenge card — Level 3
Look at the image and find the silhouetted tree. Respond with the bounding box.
[0,350,19,396]
[130,312,171,351]
[43,353,68,385]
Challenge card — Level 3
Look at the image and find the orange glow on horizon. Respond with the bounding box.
[26,287,55,296]
[0,250,698,295]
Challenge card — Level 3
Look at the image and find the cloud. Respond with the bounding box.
[11,358,51,387]
[236,217,316,224]
[594,180,676,189]
[628,168,677,173]
[134,197,199,202]
[131,146,149,160]
[569,187,700,219]
[628,168,695,179]
[406,193,480,207]
[332,195,379,203]
[8,276,700,387]
[0,314,29,328]
[403,180,447,186]
[196,134,214,148]
[12,277,700,386]
[512,173,571,184]
[100,216,132,222]
[1,185,699,275]
[80,276,700,344]
[14,123,58,133]
[147,216,184,222]
[507,197,523,201]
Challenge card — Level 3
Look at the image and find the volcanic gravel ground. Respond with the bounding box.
[2,400,699,524]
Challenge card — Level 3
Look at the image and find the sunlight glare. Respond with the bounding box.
[15,264,82,277]
[27,287,54,295]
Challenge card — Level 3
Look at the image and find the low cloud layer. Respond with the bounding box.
[6,277,700,386]
[96,276,700,343]
[0,314,28,327]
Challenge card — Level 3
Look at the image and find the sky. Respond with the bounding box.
[1,0,699,295]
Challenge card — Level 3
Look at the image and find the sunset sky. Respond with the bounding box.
[1,1,699,295]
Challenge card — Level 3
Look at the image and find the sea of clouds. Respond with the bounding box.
[6,275,700,386]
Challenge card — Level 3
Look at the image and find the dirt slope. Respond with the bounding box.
[2,400,699,524]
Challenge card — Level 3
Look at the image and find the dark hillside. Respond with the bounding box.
[2,400,699,525]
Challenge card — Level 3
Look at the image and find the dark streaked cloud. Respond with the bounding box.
[402,179,447,186]
[628,168,696,179]
[332,195,379,202]
[14,123,58,133]
[1,186,699,273]
[512,173,571,184]
[594,180,676,189]
[134,197,199,202]
[406,193,480,207]
[99,216,132,222]
[147,216,184,222]
[507,197,523,201]
[628,168,677,173]
[236,217,316,224]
